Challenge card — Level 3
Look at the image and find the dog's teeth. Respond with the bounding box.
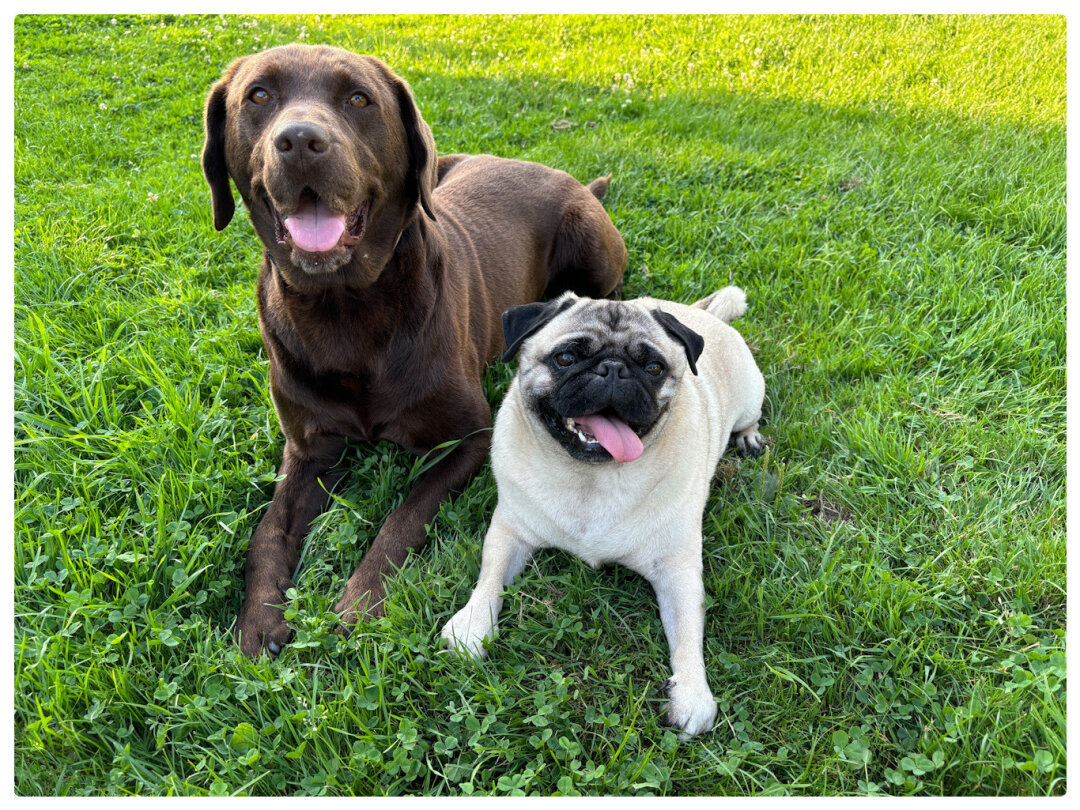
[574,428,599,446]
[564,417,597,445]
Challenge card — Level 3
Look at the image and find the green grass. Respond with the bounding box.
[13,13,1065,796]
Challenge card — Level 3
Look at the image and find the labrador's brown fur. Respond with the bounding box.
[201,44,626,656]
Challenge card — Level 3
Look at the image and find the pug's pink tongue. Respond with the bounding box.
[283,198,346,252]
[575,414,644,463]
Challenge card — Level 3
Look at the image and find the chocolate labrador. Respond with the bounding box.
[201,44,626,656]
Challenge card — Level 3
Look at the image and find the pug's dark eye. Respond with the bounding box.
[249,87,271,105]
[349,92,370,108]
[554,351,576,367]
[644,361,664,377]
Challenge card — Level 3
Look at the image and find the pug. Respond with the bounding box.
[441,287,765,738]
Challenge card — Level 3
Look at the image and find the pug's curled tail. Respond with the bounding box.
[693,286,747,323]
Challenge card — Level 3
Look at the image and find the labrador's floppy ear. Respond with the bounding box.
[502,298,577,363]
[392,75,437,222]
[651,309,705,375]
[201,78,235,231]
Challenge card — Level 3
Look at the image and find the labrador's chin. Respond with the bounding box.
[290,244,355,275]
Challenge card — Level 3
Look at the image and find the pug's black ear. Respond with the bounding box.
[651,309,705,375]
[502,298,576,363]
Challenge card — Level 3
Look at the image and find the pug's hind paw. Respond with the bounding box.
[734,428,765,458]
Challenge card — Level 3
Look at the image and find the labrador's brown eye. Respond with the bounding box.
[249,88,271,104]
[349,92,369,108]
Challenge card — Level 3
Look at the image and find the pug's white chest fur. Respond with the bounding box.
[492,391,716,572]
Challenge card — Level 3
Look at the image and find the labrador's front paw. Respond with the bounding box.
[333,575,386,631]
[235,591,291,657]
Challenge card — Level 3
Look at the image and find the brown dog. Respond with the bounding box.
[201,44,626,656]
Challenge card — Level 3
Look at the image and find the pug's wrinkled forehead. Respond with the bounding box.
[543,298,665,350]
[505,293,703,378]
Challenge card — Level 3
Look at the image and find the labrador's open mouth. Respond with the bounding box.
[270,190,369,254]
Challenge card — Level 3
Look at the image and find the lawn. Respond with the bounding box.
[12,14,1066,796]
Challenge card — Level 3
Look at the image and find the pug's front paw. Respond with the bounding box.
[662,675,718,739]
[441,604,495,659]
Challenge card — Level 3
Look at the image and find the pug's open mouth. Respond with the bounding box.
[561,411,644,463]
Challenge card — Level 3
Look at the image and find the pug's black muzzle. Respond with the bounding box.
[536,356,661,462]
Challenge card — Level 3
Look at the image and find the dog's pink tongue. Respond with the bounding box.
[283,198,346,252]
[575,414,644,463]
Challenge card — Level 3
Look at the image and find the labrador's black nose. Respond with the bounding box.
[273,120,330,156]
